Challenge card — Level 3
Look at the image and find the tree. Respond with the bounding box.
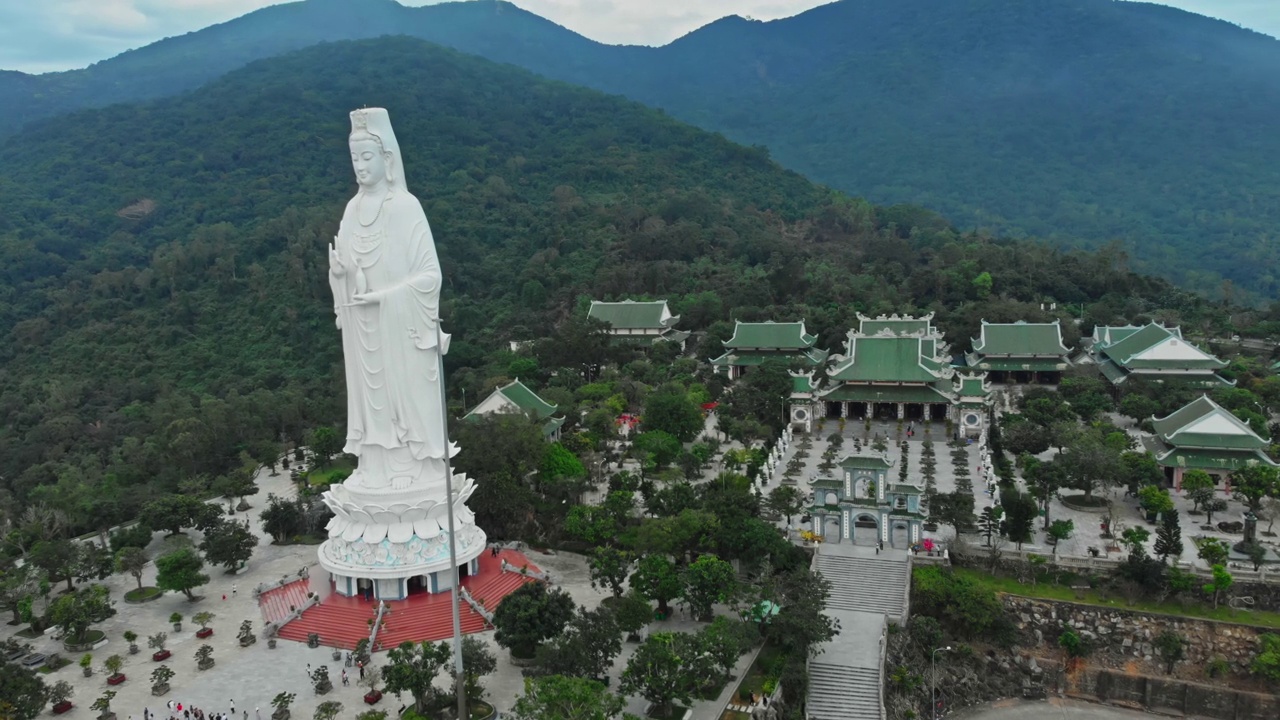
[587,547,633,598]
[1001,420,1051,457]
[313,701,343,720]
[29,539,82,593]
[0,564,45,625]
[999,488,1037,550]
[309,427,344,467]
[643,384,705,443]
[1252,633,1280,686]
[1182,470,1216,512]
[680,554,737,621]
[115,547,149,590]
[457,636,496,703]
[534,606,622,681]
[0,657,50,720]
[619,632,703,719]
[1138,485,1174,518]
[49,584,112,644]
[1058,426,1124,499]
[764,568,840,655]
[1120,527,1151,560]
[381,640,451,714]
[1203,497,1228,525]
[1025,458,1067,529]
[492,582,576,659]
[541,443,587,487]
[696,616,755,684]
[766,485,805,527]
[1245,542,1268,571]
[1195,537,1230,568]
[1153,510,1183,563]
[630,554,683,617]
[632,431,682,472]
[612,591,652,641]
[1046,519,1074,556]
[1120,451,1164,495]
[198,518,258,572]
[978,505,1004,547]
[1203,564,1233,609]
[510,676,628,720]
[141,495,220,537]
[1232,465,1279,513]
[930,491,975,539]
[154,547,209,601]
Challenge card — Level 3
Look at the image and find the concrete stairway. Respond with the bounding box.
[807,664,882,720]
[815,554,908,617]
[806,545,911,720]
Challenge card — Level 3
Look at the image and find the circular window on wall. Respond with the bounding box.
[964,413,980,426]
[794,407,809,420]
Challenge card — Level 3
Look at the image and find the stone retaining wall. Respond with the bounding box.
[1000,595,1272,681]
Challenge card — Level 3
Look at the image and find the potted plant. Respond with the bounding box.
[313,701,343,720]
[80,653,94,678]
[90,690,118,720]
[195,644,214,670]
[266,623,279,649]
[353,638,371,666]
[169,613,183,632]
[238,619,256,647]
[193,611,215,639]
[359,665,383,705]
[150,665,174,696]
[331,646,342,661]
[148,632,171,661]
[270,692,296,720]
[306,632,320,648]
[49,680,75,714]
[123,631,140,655]
[309,665,333,695]
[104,654,126,685]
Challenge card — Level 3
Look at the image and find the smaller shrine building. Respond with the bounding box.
[463,378,565,441]
[1141,395,1277,491]
[588,299,689,347]
[710,320,828,379]
[1090,323,1232,387]
[965,320,1072,384]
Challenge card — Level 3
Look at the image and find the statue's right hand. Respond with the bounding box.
[329,245,346,276]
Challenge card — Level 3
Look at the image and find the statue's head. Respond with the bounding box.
[348,108,404,191]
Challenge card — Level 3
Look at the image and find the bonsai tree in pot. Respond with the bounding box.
[195,644,215,670]
[271,692,296,720]
[49,680,75,714]
[80,653,94,677]
[91,690,118,720]
[104,654,126,685]
[148,632,171,661]
[150,665,175,696]
[238,619,256,647]
[309,665,333,695]
[169,613,183,632]
[193,611,215,638]
[313,701,343,720]
[123,631,139,655]
[265,623,279,649]
[358,664,383,704]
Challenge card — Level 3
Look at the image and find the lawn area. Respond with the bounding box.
[953,567,1280,629]
[305,458,355,486]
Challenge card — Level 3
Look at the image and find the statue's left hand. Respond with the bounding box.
[350,290,388,305]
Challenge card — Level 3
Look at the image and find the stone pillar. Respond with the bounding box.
[897,403,905,419]
[1173,467,1184,491]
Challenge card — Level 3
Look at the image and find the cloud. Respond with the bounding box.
[1,0,1277,74]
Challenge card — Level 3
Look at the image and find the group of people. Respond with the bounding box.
[141,700,255,720]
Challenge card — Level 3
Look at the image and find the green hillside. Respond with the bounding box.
[0,37,1226,530]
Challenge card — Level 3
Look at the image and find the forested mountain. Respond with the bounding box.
[3,0,1280,297]
[0,37,1233,531]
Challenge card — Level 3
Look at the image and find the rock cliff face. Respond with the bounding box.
[1000,595,1270,682]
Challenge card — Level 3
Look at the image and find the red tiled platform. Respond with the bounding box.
[276,549,540,649]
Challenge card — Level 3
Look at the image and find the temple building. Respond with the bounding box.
[588,299,689,347]
[788,314,991,439]
[1089,323,1232,387]
[710,320,828,379]
[1141,395,1277,491]
[464,379,565,441]
[807,454,924,547]
[965,320,1072,383]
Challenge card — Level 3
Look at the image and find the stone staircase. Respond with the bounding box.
[807,547,911,720]
[815,554,908,617]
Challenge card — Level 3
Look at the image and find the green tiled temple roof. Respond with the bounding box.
[821,384,952,404]
[1150,395,1269,450]
[839,455,893,470]
[709,348,828,366]
[588,300,678,330]
[1092,325,1145,346]
[724,320,818,349]
[1097,323,1226,370]
[966,357,1069,372]
[791,374,819,393]
[971,320,1069,357]
[1142,435,1278,470]
[497,379,558,419]
[955,374,990,398]
[829,336,943,383]
[858,313,936,337]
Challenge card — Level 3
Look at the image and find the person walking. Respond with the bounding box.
[230,701,235,716]
[255,709,261,720]
[232,584,237,597]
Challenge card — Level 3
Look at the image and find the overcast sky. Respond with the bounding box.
[2,0,1278,73]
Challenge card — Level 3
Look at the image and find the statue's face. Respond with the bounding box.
[350,137,388,188]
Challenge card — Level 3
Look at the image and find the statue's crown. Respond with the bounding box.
[349,107,392,139]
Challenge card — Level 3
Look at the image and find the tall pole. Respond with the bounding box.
[437,329,467,720]
[931,646,951,720]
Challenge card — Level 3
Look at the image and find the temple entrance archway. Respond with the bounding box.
[904,403,924,421]
[825,401,843,419]
[847,402,868,420]
[929,403,949,422]
[822,515,842,542]
[891,521,910,548]
[853,513,879,546]
[873,402,897,420]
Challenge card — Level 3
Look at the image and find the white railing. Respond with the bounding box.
[368,601,387,648]
[459,587,494,625]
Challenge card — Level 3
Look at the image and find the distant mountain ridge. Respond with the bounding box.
[4,0,1280,297]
